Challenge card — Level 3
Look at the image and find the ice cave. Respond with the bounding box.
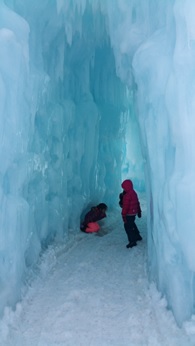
[0,0,195,329]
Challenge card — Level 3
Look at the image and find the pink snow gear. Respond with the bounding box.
[121,179,141,222]
[85,222,100,233]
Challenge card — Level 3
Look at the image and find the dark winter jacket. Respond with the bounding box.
[81,207,106,230]
[121,180,141,222]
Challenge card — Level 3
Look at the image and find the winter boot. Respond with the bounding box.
[126,242,137,248]
[136,235,142,241]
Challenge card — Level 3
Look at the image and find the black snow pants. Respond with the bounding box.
[124,215,141,243]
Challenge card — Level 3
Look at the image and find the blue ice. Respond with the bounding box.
[0,0,195,327]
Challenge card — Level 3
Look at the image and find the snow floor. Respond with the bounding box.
[1,199,195,346]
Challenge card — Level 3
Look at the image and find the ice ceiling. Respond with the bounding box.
[1,0,195,326]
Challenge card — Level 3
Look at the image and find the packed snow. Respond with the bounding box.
[1,195,195,346]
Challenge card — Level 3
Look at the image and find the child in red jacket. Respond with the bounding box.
[80,203,107,233]
[121,179,142,248]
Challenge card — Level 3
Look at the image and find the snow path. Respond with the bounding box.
[1,204,195,345]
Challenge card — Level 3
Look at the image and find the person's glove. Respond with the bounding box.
[137,211,142,218]
[80,223,87,232]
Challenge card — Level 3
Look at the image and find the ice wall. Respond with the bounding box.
[0,0,143,316]
[2,0,194,329]
[132,1,195,326]
[106,0,195,326]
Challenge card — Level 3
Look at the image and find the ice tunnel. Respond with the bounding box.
[1,0,195,327]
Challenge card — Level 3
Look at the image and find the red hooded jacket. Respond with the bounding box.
[121,180,141,222]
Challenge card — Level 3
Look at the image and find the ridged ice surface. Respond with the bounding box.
[0,0,195,327]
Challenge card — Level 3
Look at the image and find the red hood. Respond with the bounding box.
[121,179,133,191]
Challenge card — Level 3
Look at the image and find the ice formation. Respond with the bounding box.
[0,0,195,326]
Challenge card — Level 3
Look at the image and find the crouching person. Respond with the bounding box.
[80,203,108,233]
